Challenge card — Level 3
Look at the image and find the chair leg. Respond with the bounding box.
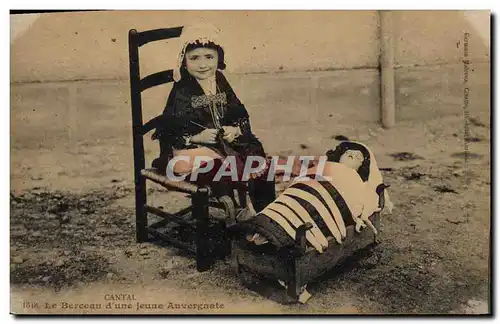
[237,189,247,208]
[135,176,148,243]
[248,177,276,213]
[194,187,211,272]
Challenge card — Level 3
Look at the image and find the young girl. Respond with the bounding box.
[151,24,276,218]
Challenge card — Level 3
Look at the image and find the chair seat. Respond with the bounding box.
[141,168,202,195]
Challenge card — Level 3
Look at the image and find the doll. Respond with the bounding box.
[238,141,394,252]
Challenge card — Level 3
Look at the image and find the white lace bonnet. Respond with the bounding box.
[173,23,225,82]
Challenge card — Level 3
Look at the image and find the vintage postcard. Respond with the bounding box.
[10,10,491,315]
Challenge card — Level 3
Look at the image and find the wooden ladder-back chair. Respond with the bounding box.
[128,27,239,272]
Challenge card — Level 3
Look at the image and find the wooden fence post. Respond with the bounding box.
[380,10,396,128]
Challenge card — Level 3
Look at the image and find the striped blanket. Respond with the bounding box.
[237,141,393,253]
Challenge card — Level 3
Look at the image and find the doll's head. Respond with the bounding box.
[181,40,226,80]
[326,141,371,181]
[326,141,393,212]
[338,149,364,170]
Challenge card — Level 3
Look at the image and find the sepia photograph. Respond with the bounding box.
[9,9,491,315]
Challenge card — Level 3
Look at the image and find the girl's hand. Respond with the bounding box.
[222,126,242,143]
[190,128,218,145]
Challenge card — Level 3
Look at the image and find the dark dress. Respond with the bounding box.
[151,70,275,212]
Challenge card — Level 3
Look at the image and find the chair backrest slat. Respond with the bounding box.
[136,27,183,47]
[141,115,164,136]
[129,26,183,147]
[140,70,175,92]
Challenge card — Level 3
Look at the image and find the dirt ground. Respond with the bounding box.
[9,102,491,315]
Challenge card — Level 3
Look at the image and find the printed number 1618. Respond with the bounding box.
[23,301,39,308]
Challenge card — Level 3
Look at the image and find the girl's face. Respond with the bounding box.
[185,47,218,80]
